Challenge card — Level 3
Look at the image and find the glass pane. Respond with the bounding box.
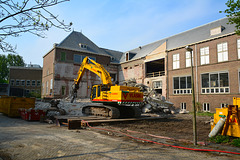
[201,73,209,88]
[202,89,205,93]
[187,76,191,88]
[225,88,229,93]
[220,72,229,87]
[210,73,219,87]
[174,77,179,89]
[180,77,186,89]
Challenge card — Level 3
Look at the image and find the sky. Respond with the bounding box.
[2,0,229,66]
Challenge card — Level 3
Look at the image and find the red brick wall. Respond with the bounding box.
[167,34,240,112]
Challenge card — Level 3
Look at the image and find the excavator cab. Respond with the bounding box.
[90,84,111,101]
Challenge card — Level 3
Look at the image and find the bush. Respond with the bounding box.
[209,135,230,144]
[231,138,240,147]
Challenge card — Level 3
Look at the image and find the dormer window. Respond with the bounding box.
[210,26,225,36]
[126,52,129,61]
[79,43,87,49]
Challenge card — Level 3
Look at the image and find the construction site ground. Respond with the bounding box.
[0,113,239,160]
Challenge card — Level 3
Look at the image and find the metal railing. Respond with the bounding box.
[146,71,165,78]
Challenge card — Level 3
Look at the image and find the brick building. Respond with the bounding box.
[42,17,240,112]
[166,18,239,112]
[9,64,42,97]
[42,31,122,98]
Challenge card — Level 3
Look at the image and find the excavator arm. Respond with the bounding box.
[71,56,112,102]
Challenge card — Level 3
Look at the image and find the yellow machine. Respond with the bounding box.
[211,97,240,137]
[71,57,143,118]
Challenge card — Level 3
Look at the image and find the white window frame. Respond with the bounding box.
[173,76,192,95]
[32,80,36,86]
[217,42,228,62]
[50,79,53,89]
[200,46,209,65]
[16,79,20,86]
[46,81,48,94]
[153,81,162,89]
[237,39,240,59]
[173,53,180,69]
[221,103,228,108]
[201,71,229,94]
[21,80,25,86]
[186,51,193,67]
[37,80,41,87]
[181,103,186,110]
[203,103,210,112]
[26,80,30,86]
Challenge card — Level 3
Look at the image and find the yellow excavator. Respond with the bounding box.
[71,56,143,118]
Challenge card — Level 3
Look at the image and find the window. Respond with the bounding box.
[181,103,186,110]
[126,53,129,61]
[238,39,240,59]
[10,79,14,86]
[21,80,25,86]
[201,72,229,94]
[173,54,179,69]
[217,42,228,62]
[26,80,30,86]
[42,83,44,95]
[26,89,30,95]
[61,52,66,61]
[153,81,162,89]
[200,47,209,65]
[37,80,41,87]
[61,86,66,95]
[79,43,87,49]
[173,76,191,94]
[74,54,82,64]
[221,103,228,108]
[50,79,53,89]
[203,103,210,112]
[46,81,48,94]
[16,80,20,86]
[186,51,193,67]
[32,80,36,86]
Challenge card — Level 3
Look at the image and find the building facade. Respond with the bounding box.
[42,17,240,112]
[167,18,239,112]
[9,65,42,97]
[42,31,122,99]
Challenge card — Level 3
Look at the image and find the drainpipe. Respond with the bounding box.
[166,40,169,100]
[195,44,198,102]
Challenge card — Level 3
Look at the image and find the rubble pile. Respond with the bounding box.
[122,78,175,114]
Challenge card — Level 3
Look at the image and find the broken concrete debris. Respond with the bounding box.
[122,78,174,114]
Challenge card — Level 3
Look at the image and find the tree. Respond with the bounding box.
[0,0,72,52]
[221,0,240,34]
[0,53,24,83]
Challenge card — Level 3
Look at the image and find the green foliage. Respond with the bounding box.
[220,0,240,35]
[196,112,214,117]
[209,135,230,144]
[28,91,41,98]
[195,102,202,112]
[231,138,240,147]
[0,54,24,83]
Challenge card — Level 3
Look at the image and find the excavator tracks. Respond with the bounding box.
[82,105,141,119]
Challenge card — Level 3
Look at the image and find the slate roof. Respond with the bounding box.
[120,17,236,63]
[100,48,123,63]
[166,17,235,51]
[56,31,110,57]
[119,39,166,63]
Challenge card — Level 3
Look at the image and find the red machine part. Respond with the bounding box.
[18,108,45,121]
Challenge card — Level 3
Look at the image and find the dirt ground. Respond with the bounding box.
[106,114,211,142]
[0,113,240,160]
